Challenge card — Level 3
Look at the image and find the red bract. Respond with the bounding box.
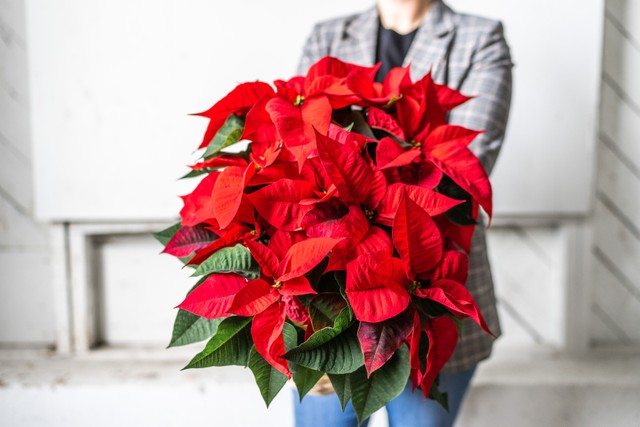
[346,68,407,104]
[177,273,248,319]
[246,179,316,231]
[194,82,275,149]
[179,172,219,227]
[392,192,443,279]
[163,224,219,258]
[304,57,380,108]
[163,56,494,410]
[186,223,252,266]
[419,316,459,396]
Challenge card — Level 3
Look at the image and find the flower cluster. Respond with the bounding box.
[158,57,493,422]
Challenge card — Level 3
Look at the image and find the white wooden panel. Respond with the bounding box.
[0,81,30,156]
[603,16,640,107]
[0,142,33,213]
[589,309,623,344]
[0,0,28,39]
[0,250,55,343]
[589,0,640,348]
[28,0,602,220]
[0,197,48,247]
[0,33,29,103]
[607,0,640,45]
[97,234,197,347]
[494,303,539,347]
[0,0,55,346]
[593,200,640,293]
[600,83,640,163]
[597,143,640,226]
[592,257,640,342]
[487,226,565,346]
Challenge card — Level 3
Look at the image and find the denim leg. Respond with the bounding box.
[292,389,370,427]
[386,366,477,427]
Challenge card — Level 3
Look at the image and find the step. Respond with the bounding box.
[0,346,638,427]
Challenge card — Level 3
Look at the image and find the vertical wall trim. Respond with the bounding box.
[51,223,72,353]
[69,225,95,352]
[564,219,592,354]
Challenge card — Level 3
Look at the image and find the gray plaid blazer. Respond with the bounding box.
[297,0,513,373]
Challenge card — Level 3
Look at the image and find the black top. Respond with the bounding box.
[374,20,419,82]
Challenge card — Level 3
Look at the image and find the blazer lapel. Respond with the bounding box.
[403,0,456,82]
[337,7,378,66]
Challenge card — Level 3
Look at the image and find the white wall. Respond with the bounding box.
[0,0,55,345]
[27,0,602,221]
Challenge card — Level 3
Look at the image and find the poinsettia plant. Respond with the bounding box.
[155,56,493,424]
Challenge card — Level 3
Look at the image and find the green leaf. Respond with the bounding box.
[428,376,449,412]
[371,127,411,147]
[285,320,334,401]
[308,293,347,331]
[154,223,194,265]
[349,345,411,425]
[333,271,351,306]
[179,169,210,180]
[183,316,252,369]
[291,364,325,401]
[282,322,299,350]
[334,271,347,292]
[153,223,181,246]
[333,109,375,141]
[248,347,289,406]
[193,244,259,278]
[283,308,363,374]
[168,310,222,348]
[169,278,217,348]
[203,114,245,159]
[328,373,351,411]
[248,322,297,407]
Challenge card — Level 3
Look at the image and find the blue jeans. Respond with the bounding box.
[292,366,476,427]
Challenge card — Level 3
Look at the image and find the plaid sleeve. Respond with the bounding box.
[447,20,513,175]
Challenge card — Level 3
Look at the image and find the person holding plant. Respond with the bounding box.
[294,0,513,425]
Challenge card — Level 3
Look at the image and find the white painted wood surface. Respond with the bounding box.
[589,0,640,346]
[487,226,566,347]
[600,83,640,166]
[97,233,195,346]
[50,224,72,353]
[0,0,55,345]
[592,257,640,343]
